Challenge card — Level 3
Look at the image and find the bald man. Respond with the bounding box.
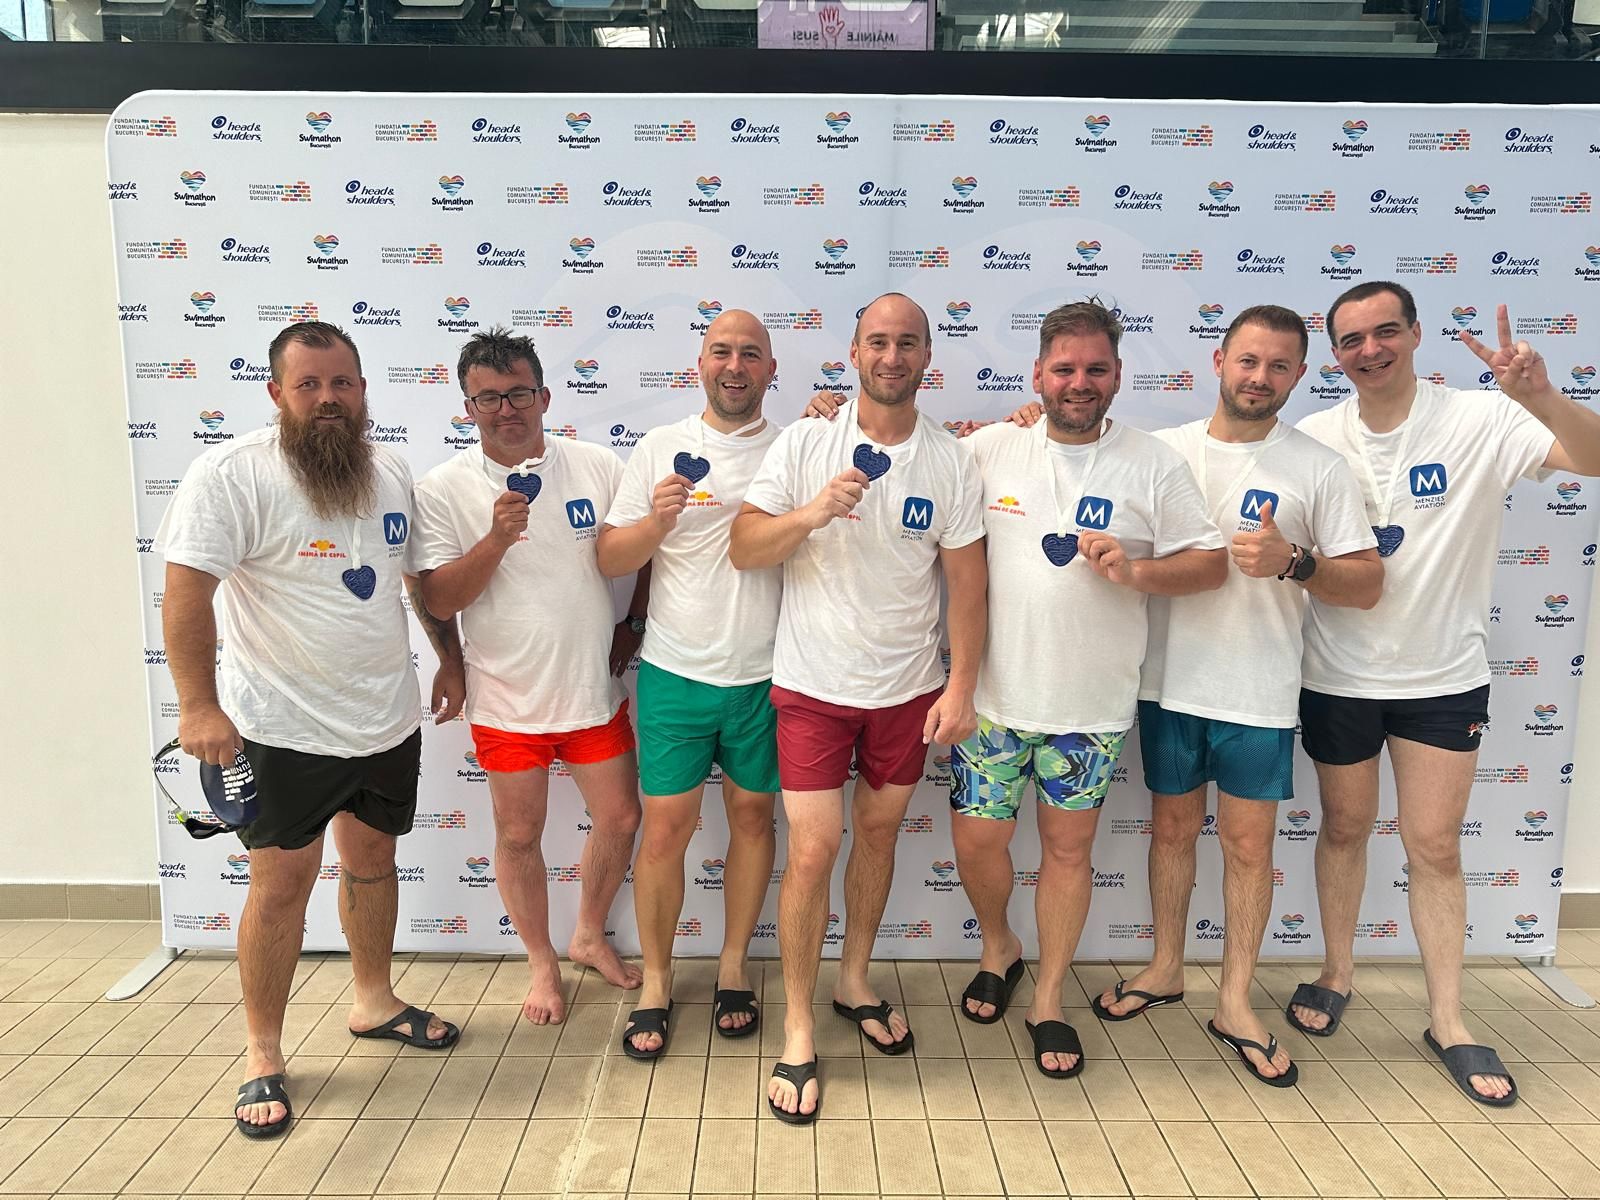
[731,294,987,1123]
[599,310,784,1059]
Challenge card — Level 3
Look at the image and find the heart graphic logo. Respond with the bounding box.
[1281,913,1306,929]
[506,472,541,502]
[852,444,891,481]
[1372,525,1405,557]
[673,452,711,485]
[1041,533,1078,566]
[697,299,723,320]
[1207,180,1234,200]
[342,565,376,600]
[930,861,955,878]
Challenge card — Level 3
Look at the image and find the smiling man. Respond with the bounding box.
[731,293,987,1123]
[597,310,784,1060]
[159,321,466,1140]
[1289,281,1600,1107]
[412,328,649,1027]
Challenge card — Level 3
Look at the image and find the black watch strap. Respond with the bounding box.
[1291,548,1318,582]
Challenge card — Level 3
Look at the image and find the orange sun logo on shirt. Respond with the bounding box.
[308,539,336,551]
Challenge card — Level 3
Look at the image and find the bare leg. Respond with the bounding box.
[1212,793,1290,1077]
[1098,788,1202,1016]
[334,813,452,1041]
[1026,804,1101,1072]
[487,766,565,1024]
[768,788,842,1118]
[628,785,702,1052]
[234,837,321,1128]
[1290,756,1380,1031]
[1390,736,1510,1100]
[833,780,916,1048]
[566,752,644,990]
[718,780,776,1030]
[951,811,1022,1019]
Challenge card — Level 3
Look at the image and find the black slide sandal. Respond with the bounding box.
[234,1074,291,1139]
[1208,1021,1300,1088]
[1424,1029,1518,1107]
[1284,983,1349,1038]
[960,957,1025,1025]
[621,1001,674,1061]
[1025,1020,1085,1079]
[713,988,760,1039]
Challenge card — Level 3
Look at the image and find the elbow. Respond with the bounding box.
[419,585,457,623]
[728,524,753,570]
[594,540,627,580]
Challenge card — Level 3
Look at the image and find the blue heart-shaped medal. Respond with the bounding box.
[673,452,711,485]
[1372,525,1405,558]
[342,565,376,600]
[852,443,891,481]
[1041,533,1079,567]
[506,472,541,503]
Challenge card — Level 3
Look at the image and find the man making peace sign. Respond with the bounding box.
[1291,282,1600,1107]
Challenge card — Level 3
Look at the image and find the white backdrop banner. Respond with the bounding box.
[108,91,1598,959]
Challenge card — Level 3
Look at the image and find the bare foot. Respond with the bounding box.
[833,978,910,1050]
[768,1031,819,1117]
[347,998,452,1042]
[1025,1004,1080,1074]
[524,950,566,1025]
[1289,971,1351,1033]
[1213,1009,1293,1079]
[236,1051,288,1131]
[569,932,643,990]
[1096,964,1185,1018]
[963,931,1023,1020]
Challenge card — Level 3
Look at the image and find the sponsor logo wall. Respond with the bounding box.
[112,92,1597,957]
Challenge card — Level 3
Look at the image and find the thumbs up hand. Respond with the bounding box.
[1230,499,1295,579]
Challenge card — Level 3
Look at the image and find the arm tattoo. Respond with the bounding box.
[405,577,462,661]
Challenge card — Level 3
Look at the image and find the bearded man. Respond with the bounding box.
[159,321,467,1140]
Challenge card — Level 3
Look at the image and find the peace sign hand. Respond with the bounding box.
[1458,303,1550,405]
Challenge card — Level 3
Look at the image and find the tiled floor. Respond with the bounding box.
[5,923,1600,1199]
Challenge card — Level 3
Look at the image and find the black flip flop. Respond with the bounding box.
[960,957,1025,1025]
[351,1005,460,1049]
[1090,979,1185,1023]
[1423,1028,1518,1108]
[234,1073,291,1139]
[1025,1019,1085,1079]
[767,1059,821,1125]
[713,989,760,1039]
[621,1001,674,1061]
[832,999,915,1055]
[1208,1021,1300,1088]
[1284,983,1349,1038]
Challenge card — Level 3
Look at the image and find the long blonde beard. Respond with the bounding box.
[278,402,376,520]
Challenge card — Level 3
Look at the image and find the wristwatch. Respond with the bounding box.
[625,615,647,635]
[1279,544,1318,583]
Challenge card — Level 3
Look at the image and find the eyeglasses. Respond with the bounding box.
[467,387,543,414]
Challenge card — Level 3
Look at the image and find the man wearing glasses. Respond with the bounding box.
[413,328,649,1024]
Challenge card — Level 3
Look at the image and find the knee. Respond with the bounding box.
[1040,832,1092,873]
[1151,801,1205,847]
[952,817,1012,860]
[638,812,695,862]
[1219,824,1273,872]
[246,851,320,906]
[1402,828,1461,876]
[784,834,840,880]
[1320,807,1374,848]
[603,800,642,840]
[852,813,902,850]
[496,819,545,857]
[727,798,776,845]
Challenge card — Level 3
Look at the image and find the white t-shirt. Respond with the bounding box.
[1298,380,1555,698]
[966,419,1223,734]
[743,399,985,708]
[1140,420,1376,727]
[604,415,783,687]
[413,438,625,733]
[156,427,421,757]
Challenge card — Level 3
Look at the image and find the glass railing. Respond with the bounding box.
[10,0,1596,60]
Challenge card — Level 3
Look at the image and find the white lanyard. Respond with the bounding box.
[1193,420,1286,529]
[1040,417,1109,538]
[1344,387,1430,528]
[695,413,767,456]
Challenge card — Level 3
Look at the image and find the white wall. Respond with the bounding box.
[5,110,1599,891]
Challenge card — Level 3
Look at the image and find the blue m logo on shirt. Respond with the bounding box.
[1410,463,1448,497]
[902,497,934,530]
[1240,490,1280,521]
[383,513,409,545]
[1076,496,1114,530]
[566,499,597,529]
